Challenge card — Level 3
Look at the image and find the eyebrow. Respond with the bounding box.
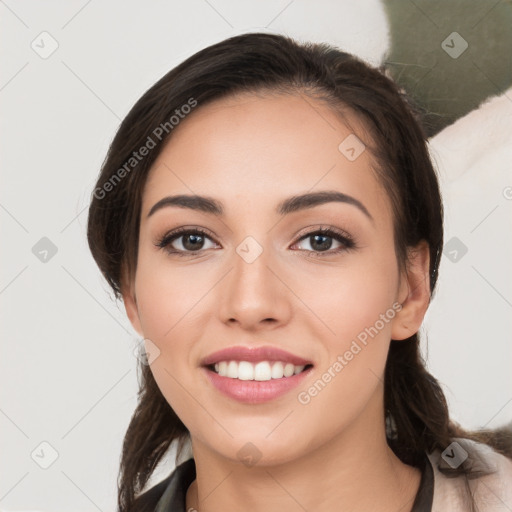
[147,190,373,222]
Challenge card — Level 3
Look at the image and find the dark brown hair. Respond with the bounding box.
[86,32,511,512]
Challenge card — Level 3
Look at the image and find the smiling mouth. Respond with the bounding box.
[205,361,314,381]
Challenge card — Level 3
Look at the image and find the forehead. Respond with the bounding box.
[141,92,391,222]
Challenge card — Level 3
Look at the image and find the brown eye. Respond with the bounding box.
[155,228,218,256]
[292,227,355,257]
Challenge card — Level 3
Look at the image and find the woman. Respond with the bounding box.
[87,33,512,512]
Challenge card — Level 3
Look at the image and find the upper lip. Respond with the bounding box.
[201,345,313,367]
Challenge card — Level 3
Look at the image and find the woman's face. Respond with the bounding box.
[123,91,423,465]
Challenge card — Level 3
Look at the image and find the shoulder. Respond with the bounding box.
[428,437,512,511]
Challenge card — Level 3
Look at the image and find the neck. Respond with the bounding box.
[186,395,422,512]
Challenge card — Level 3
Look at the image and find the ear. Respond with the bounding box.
[391,240,431,341]
[120,265,144,338]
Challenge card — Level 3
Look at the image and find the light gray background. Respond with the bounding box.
[1,1,511,511]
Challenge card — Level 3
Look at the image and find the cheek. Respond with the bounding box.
[296,259,398,428]
[299,246,399,346]
[134,253,205,339]
[132,252,212,387]
[133,260,200,422]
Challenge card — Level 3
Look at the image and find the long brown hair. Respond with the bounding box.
[86,32,511,512]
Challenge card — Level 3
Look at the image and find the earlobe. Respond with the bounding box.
[120,271,144,338]
[391,241,431,341]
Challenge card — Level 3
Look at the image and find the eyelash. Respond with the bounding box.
[155,226,356,258]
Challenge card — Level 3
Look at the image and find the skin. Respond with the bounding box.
[122,91,431,512]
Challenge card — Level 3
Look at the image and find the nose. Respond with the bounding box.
[218,238,292,331]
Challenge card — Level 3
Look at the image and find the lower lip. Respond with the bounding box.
[202,365,313,404]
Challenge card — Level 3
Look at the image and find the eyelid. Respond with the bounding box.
[293,224,353,243]
[291,225,356,256]
[154,226,219,251]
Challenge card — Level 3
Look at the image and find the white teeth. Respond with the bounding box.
[211,360,307,380]
[238,361,254,380]
[218,361,227,376]
[227,361,238,378]
[271,361,284,379]
[254,361,270,381]
[283,363,295,377]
